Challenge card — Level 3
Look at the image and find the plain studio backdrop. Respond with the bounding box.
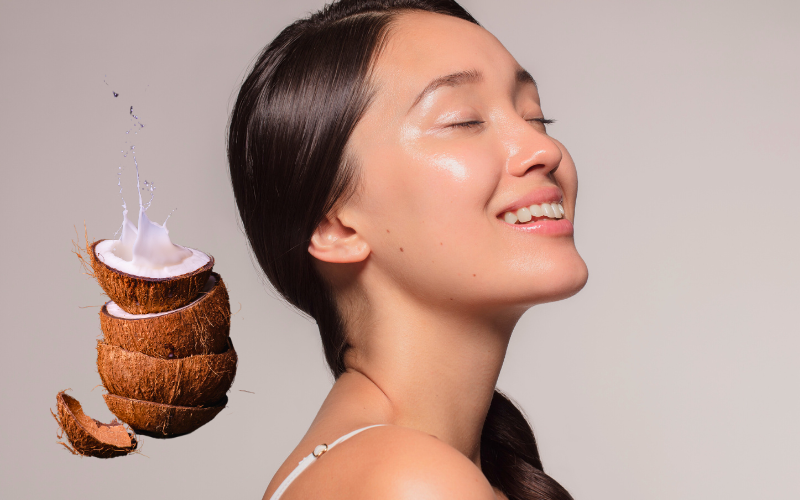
[1,0,797,498]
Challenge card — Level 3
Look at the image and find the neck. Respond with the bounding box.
[338,288,521,465]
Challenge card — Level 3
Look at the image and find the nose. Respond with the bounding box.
[503,118,563,178]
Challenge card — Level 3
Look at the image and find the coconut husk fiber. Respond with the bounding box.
[52,391,137,458]
[100,273,230,359]
[97,338,237,407]
[89,239,214,315]
[103,393,227,437]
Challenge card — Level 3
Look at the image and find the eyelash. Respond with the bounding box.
[450,118,555,129]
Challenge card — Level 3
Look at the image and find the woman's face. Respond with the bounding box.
[342,11,588,312]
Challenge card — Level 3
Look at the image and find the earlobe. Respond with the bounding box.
[308,215,370,263]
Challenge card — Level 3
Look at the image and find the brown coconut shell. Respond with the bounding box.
[89,239,214,315]
[97,338,237,407]
[52,391,137,458]
[100,273,230,359]
[103,393,227,437]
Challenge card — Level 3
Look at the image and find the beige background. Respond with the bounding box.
[1,0,798,498]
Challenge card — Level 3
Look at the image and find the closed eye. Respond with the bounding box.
[528,117,555,133]
[528,117,555,125]
[450,117,556,129]
[450,120,484,129]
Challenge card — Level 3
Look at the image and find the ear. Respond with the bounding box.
[308,214,370,263]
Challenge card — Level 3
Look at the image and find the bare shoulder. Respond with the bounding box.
[278,425,498,500]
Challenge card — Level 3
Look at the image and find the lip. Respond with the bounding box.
[503,218,574,235]
[496,185,563,217]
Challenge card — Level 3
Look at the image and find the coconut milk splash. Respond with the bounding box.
[96,94,207,278]
[112,139,192,269]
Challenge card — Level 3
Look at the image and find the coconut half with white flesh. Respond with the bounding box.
[103,393,228,438]
[97,338,237,407]
[52,391,137,458]
[100,273,230,359]
[90,207,213,314]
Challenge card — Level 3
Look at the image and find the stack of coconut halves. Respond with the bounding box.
[53,237,236,458]
[92,238,237,438]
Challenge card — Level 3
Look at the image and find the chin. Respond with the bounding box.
[548,258,589,303]
[516,251,589,307]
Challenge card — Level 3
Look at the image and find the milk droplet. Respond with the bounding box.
[163,207,177,226]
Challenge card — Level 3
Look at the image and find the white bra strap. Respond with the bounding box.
[328,423,386,449]
[268,424,387,500]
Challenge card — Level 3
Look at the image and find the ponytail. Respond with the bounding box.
[481,390,574,500]
[228,1,574,499]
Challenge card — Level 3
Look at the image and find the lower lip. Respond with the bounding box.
[502,218,574,235]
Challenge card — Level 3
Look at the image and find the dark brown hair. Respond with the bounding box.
[228,1,573,498]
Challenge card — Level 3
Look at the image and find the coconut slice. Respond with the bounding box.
[100,273,230,359]
[103,393,227,438]
[97,338,237,407]
[90,239,214,315]
[52,391,137,458]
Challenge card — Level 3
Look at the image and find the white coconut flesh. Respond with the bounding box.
[105,275,217,320]
[95,207,210,279]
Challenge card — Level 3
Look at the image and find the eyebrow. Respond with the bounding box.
[408,67,537,113]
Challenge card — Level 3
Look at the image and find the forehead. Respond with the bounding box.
[370,11,519,108]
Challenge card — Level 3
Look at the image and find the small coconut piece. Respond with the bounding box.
[52,391,137,458]
[89,239,214,315]
[103,393,227,437]
[97,338,237,407]
[100,273,230,359]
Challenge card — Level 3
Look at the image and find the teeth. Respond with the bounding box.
[502,203,564,224]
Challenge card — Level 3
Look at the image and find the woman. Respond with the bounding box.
[228,1,588,499]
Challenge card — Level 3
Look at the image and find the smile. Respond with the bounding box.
[502,202,565,225]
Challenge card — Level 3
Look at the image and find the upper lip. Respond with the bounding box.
[496,185,564,217]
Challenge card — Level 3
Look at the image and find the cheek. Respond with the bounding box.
[416,149,499,218]
[363,133,499,229]
[357,143,501,285]
[429,153,468,182]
